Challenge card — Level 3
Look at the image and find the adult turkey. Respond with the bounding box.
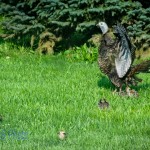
[97,22,150,96]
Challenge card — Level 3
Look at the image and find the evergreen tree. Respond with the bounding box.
[0,0,149,53]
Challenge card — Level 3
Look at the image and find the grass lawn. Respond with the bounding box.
[0,49,150,149]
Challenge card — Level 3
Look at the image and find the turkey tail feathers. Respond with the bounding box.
[114,23,132,78]
[114,23,136,63]
[128,60,150,77]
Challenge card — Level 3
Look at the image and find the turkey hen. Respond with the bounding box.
[97,22,150,96]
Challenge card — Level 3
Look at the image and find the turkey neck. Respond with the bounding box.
[99,32,116,56]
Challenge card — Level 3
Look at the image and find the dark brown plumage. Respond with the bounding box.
[97,22,150,95]
[98,99,109,109]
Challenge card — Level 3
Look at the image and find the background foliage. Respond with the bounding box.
[0,0,150,54]
[63,43,98,63]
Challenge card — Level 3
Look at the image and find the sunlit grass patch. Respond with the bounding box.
[0,49,149,149]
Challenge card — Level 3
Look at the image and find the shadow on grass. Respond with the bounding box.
[97,75,115,90]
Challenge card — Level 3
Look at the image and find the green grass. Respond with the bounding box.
[0,47,150,149]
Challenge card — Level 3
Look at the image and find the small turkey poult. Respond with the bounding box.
[98,99,109,109]
[58,131,66,140]
[97,21,150,97]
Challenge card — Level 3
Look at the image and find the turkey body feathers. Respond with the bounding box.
[98,22,150,90]
[98,32,123,88]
